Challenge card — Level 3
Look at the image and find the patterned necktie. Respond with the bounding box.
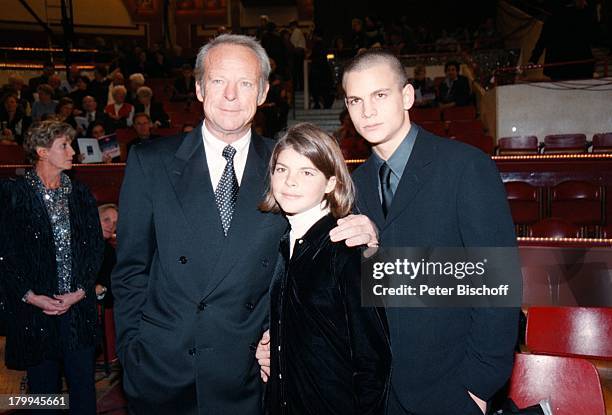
[215,145,239,236]
[379,162,393,217]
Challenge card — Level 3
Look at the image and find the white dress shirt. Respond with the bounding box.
[202,122,251,191]
[286,202,330,257]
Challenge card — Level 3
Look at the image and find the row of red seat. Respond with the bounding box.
[410,105,477,122]
[498,133,612,155]
[505,180,607,237]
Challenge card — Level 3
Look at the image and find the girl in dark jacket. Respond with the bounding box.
[259,122,391,415]
[0,120,104,414]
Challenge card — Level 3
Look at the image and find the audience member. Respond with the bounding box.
[55,97,77,129]
[126,73,146,105]
[105,85,134,130]
[289,20,306,90]
[134,86,170,128]
[172,64,196,102]
[334,108,370,159]
[89,65,111,107]
[28,63,55,91]
[96,204,118,308]
[32,84,57,121]
[48,74,66,100]
[438,61,472,107]
[0,93,31,145]
[126,112,159,154]
[350,18,367,51]
[106,71,125,106]
[81,95,107,136]
[410,64,437,107]
[68,76,91,111]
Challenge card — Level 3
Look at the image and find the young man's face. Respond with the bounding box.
[343,62,414,157]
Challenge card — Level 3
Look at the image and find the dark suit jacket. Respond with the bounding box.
[112,124,287,414]
[438,75,472,107]
[352,127,519,415]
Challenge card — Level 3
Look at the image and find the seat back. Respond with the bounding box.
[409,107,441,122]
[442,105,476,121]
[526,306,612,360]
[419,121,447,137]
[447,120,484,139]
[528,218,581,238]
[543,134,587,154]
[497,136,539,155]
[592,132,612,153]
[505,182,541,235]
[0,144,26,164]
[508,353,606,415]
[550,180,603,227]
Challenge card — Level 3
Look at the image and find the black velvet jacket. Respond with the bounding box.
[266,214,391,415]
[0,173,104,369]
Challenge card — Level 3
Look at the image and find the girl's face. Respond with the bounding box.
[271,148,336,215]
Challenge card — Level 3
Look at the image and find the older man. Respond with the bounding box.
[113,34,375,415]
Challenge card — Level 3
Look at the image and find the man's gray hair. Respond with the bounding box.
[341,49,408,92]
[194,34,271,100]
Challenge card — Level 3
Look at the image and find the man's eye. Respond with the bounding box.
[347,99,360,106]
[274,167,286,173]
[376,93,387,99]
[241,81,253,88]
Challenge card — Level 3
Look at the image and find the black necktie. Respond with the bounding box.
[379,162,393,217]
[215,145,239,236]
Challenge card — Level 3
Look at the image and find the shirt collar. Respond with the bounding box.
[287,201,331,240]
[201,121,251,155]
[372,123,419,179]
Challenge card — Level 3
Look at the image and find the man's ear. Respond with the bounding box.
[257,81,270,106]
[195,81,204,103]
[402,83,415,111]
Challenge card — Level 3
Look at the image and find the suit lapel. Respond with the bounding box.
[166,124,222,240]
[201,133,272,298]
[383,128,436,230]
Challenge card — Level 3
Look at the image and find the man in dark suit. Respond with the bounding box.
[438,60,472,108]
[343,50,518,414]
[113,34,377,415]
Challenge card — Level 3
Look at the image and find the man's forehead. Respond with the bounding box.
[344,64,400,95]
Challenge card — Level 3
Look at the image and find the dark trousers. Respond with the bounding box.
[26,314,96,415]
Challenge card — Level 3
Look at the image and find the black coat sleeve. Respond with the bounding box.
[340,249,391,415]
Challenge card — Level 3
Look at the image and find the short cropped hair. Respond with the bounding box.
[194,34,270,101]
[133,112,151,123]
[23,120,76,165]
[37,84,54,96]
[259,122,355,218]
[98,203,118,214]
[342,49,408,92]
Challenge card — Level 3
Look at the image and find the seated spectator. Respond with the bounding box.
[435,29,460,52]
[260,58,290,138]
[126,73,145,105]
[105,85,134,130]
[68,76,91,111]
[172,64,196,102]
[48,74,66,100]
[148,51,171,78]
[106,70,125,106]
[60,65,82,95]
[3,75,28,107]
[438,61,472,107]
[55,97,77,129]
[134,86,170,128]
[410,64,437,108]
[89,65,110,107]
[28,62,54,91]
[81,95,107,137]
[126,112,159,154]
[96,204,118,308]
[0,93,31,145]
[31,84,57,121]
[334,109,371,159]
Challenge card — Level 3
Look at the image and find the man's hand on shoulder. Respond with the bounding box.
[329,214,379,247]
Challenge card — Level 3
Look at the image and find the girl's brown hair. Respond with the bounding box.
[259,122,355,218]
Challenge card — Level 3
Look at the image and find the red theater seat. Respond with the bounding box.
[453,134,494,155]
[409,107,441,122]
[526,307,612,360]
[505,181,542,236]
[592,132,612,153]
[508,353,606,415]
[0,144,26,164]
[528,218,581,238]
[447,120,484,139]
[542,133,588,154]
[497,136,539,155]
[550,181,603,236]
[419,121,447,137]
[115,128,137,144]
[155,127,181,137]
[442,105,476,121]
